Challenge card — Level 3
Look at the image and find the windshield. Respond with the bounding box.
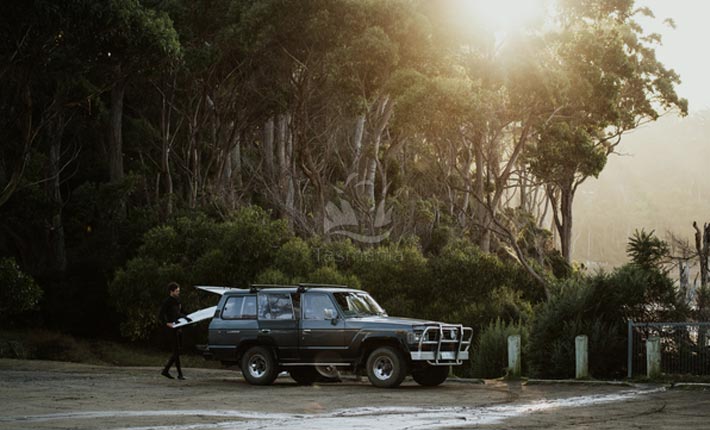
[333,292,387,317]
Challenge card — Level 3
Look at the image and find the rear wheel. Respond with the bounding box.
[241,346,279,385]
[366,346,408,388]
[412,365,449,386]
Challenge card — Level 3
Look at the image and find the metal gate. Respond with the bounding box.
[627,321,710,378]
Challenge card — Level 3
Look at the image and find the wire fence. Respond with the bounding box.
[627,321,710,378]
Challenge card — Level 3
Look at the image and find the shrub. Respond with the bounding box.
[0,258,43,322]
[109,206,290,340]
[352,240,429,317]
[527,264,687,379]
[274,237,313,279]
[471,319,528,378]
[110,258,185,340]
[428,241,535,330]
[306,266,361,288]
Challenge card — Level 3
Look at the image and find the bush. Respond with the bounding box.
[0,258,43,322]
[428,240,535,332]
[274,237,313,279]
[306,266,361,288]
[527,264,687,379]
[109,206,290,340]
[110,258,186,340]
[352,240,430,317]
[471,319,528,378]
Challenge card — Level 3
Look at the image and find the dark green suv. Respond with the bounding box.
[202,284,472,388]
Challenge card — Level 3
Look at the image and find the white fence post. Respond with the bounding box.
[646,336,661,379]
[575,335,588,379]
[507,335,521,377]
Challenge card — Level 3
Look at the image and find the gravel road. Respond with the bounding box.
[0,359,707,429]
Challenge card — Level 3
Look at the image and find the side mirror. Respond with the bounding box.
[324,308,337,321]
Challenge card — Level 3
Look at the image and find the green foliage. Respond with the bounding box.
[529,122,607,185]
[274,238,314,279]
[0,259,43,321]
[109,206,290,340]
[110,258,185,340]
[352,241,430,317]
[527,264,686,378]
[0,0,690,366]
[471,319,528,379]
[626,229,669,269]
[427,240,534,329]
[306,266,361,289]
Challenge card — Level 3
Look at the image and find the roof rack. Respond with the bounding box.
[248,283,296,293]
[298,283,349,289]
[247,283,351,293]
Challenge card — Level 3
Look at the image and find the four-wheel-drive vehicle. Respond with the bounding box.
[174,284,472,388]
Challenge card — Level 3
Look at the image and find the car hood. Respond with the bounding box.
[346,315,446,328]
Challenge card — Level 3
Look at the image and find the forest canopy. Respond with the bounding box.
[0,0,696,377]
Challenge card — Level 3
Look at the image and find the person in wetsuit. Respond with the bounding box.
[158,282,188,380]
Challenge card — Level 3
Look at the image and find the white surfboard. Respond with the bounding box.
[172,306,217,329]
[170,285,247,329]
[195,285,243,296]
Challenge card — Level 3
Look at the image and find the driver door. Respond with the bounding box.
[299,292,347,363]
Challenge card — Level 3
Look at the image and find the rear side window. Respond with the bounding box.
[258,293,294,320]
[222,295,257,320]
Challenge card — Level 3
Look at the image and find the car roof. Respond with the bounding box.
[222,286,363,296]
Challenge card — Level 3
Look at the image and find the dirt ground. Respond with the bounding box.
[0,359,708,430]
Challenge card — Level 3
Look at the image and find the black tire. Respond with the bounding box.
[412,365,449,386]
[241,346,279,385]
[289,366,319,385]
[366,346,408,388]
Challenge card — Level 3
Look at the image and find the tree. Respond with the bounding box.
[693,221,710,287]
[95,1,181,186]
[527,0,687,263]
[626,229,669,269]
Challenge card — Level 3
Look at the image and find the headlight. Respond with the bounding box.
[407,331,422,344]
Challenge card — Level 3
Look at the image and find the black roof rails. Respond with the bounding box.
[298,283,349,289]
[248,283,296,293]
[247,283,350,293]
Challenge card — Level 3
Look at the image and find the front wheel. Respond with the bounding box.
[241,346,279,385]
[412,365,449,386]
[366,346,408,388]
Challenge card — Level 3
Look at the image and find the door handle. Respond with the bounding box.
[302,329,312,334]
[226,330,240,334]
[260,329,271,334]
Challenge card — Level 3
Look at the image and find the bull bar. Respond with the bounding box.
[410,324,473,366]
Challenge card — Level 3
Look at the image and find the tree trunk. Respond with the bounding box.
[694,221,709,287]
[365,97,394,211]
[47,110,67,272]
[230,133,242,207]
[0,86,33,208]
[159,92,174,218]
[473,141,488,250]
[262,117,275,178]
[352,114,365,166]
[276,114,288,178]
[559,181,575,263]
[108,75,126,183]
[276,113,293,221]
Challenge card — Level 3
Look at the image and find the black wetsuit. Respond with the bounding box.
[159,296,186,377]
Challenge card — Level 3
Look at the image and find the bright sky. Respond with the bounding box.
[639,0,710,113]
